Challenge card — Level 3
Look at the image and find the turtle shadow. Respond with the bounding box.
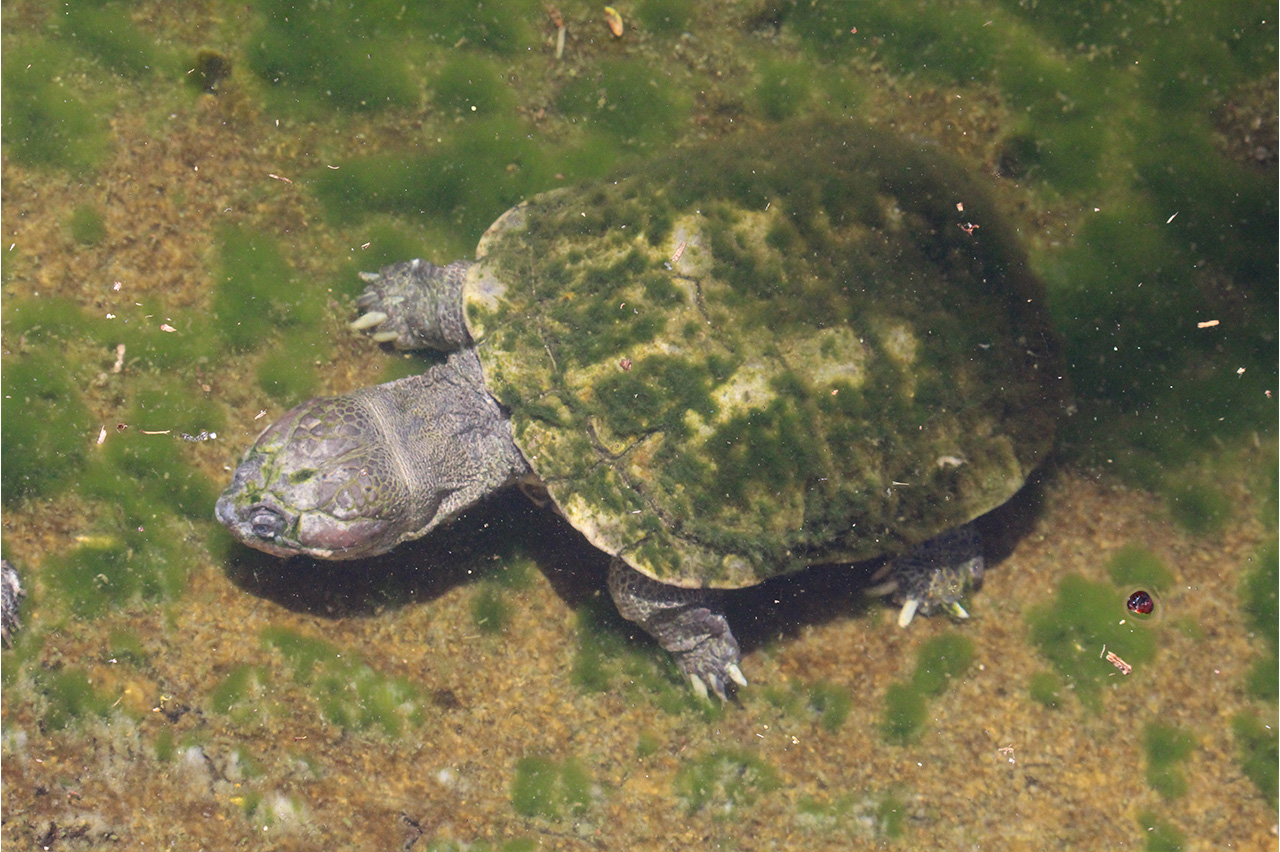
[724,467,1053,654]
[221,467,1052,655]
[220,489,607,620]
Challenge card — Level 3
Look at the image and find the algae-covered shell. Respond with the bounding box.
[463,121,1063,589]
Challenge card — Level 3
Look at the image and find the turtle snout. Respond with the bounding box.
[213,490,240,529]
[215,491,306,558]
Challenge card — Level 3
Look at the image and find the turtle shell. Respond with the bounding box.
[460,120,1063,589]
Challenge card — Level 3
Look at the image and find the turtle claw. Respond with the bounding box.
[875,523,985,628]
[677,647,744,702]
[897,597,921,628]
[687,664,743,703]
[667,612,744,702]
[894,595,969,628]
[349,311,388,331]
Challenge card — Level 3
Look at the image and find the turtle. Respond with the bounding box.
[216,120,1064,700]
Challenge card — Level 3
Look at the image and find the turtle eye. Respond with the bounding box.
[250,507,286,540]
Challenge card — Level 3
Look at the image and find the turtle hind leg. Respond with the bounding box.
[868,522,985,628]
[606,559,747,701]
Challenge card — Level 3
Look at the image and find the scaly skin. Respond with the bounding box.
[216,346,530,561]
[607,559,747,701]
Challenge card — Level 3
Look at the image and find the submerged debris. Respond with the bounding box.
[2,559,25,645]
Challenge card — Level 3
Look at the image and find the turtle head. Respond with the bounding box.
[215,393,424,561]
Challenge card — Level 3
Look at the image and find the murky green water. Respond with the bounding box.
[3,1,1275,849]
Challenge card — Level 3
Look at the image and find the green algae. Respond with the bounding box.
[470,583,512,634]
[106,628,147,665]
[880,681,927,745]
[911,633,974,696]
[1105,544,1173,594]
[1028,670,1063,709]
[555,59,691,147]
[187,48,233,94]
[214,224,319,352]
[83,377,222,522]
[570,599,714,717]
[154,727,176,762]
[635,0,691,35]
[261,626,423,736]
[793,789,905,840]
[759,679,853,731]
[1137,811,1186,852]
[634,730,660,759]
[336,221,449,289]
[210,663,270,720]
[881,633,974,743]
[875,792,907,839]
[68,203,107,245]
[1232,712,1278,807]
[1240,540,1278,702]
[310,116,557,245]
[246,0,419,112]
[1143,723,1196,800]
[510,755,593,819]
[60,0,172,79]
[1165,485,1231,537]
[479,555,536,590]
[35,667,115,730]
[806,681,853,732]
[256,332,321,408]
[249,0,538,106]
[570,600,627,693]
[115,302,222,371]
[1,38,112,172]
[753,59,813,121]
[4,290,219,384]
[0,348,92,504]
[1026,574,1158,711]
[675,748,780,817]
[402,0,538,55]
[45,518,197,617]
[424,840,536,852]
[431,55,516,117]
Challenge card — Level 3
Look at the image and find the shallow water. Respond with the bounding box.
[2,1,1276,849]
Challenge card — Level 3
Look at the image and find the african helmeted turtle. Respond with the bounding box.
[216,120,1063,699]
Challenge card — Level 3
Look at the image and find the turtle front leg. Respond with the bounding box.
[350,259,472,352]
[868,522,985,628]
[607,559,747,701]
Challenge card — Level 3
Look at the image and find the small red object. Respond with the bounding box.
[1126,590,1154,615]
